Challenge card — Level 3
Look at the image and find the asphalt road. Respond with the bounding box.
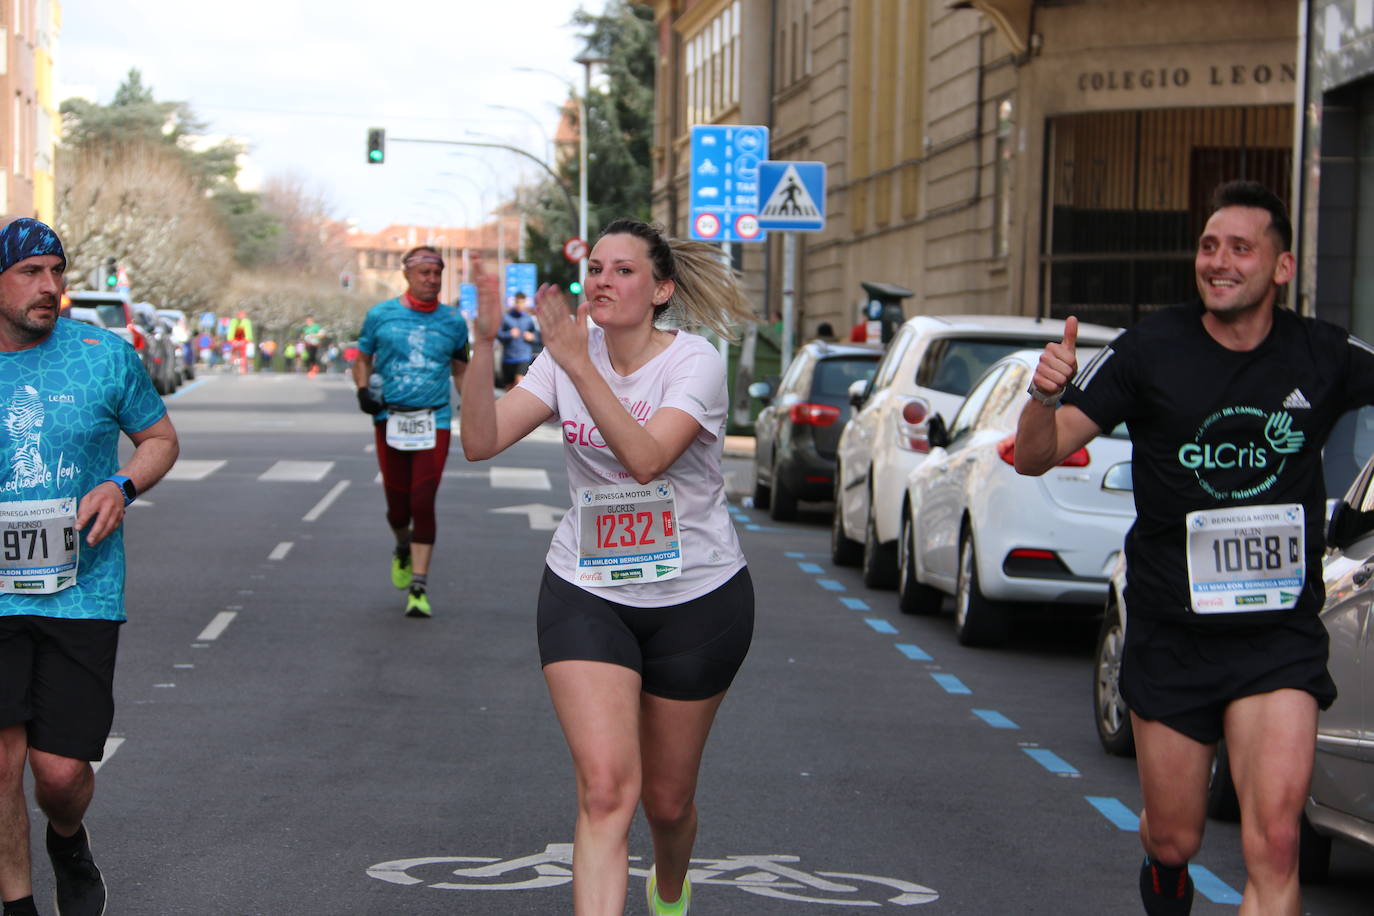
[19,369,1372,915]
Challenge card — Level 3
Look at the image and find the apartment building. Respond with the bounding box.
[1,0,60,221]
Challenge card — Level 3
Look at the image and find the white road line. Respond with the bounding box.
[163,459,226,481]
[304,480,350,522]
[198,611,237,641]
[92,737,125,773]
[260,460,335,482]
[268,541,293,561]
[491,467,552,490]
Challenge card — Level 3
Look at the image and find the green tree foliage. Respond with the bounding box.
[521,0,655,289]
[59,68,280,267]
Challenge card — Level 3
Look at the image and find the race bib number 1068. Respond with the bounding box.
[1185,503,1304,614]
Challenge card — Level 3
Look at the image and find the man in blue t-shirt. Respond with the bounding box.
[0,217,179,916]
[352,245,468,619]
[497,291,539,390]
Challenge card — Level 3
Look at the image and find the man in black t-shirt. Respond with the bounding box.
[1015,181,1374,916]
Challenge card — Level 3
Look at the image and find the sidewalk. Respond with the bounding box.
[724,435,755,458]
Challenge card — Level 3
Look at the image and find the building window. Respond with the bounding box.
[993,97,1014,257]
[1044,105,1293,327]
[682,0,742,126]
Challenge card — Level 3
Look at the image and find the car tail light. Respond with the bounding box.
[789,403,841,426]
[996,435,1089,467]
[128,324,146,350]
[896,398,933,452]
[1002,548,1073,578]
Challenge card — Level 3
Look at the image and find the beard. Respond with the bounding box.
[5,295,59,341]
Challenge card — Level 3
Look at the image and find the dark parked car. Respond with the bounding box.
[749,339,882,521]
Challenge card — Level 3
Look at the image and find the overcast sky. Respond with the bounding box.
[57,0,596,233]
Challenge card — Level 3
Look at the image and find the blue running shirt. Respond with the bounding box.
[358,298,469,428]
[0,319,166,621]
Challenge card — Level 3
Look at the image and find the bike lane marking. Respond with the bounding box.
[864,618,898,634]
[971,709,1018,729]
[930,672,971,694]
[895,643,932,660]
[1022,747,1079,776]
[840,596,869,610]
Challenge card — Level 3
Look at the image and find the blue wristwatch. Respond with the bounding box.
[104,474,137,507]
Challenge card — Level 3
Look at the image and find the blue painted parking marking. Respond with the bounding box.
[839,597,870,611]
[896,643,932,661]
[1085,796,1139,831]
[864,618,898,634]
[1188,865,1242,904]
[797,561,824,574]
[930,673,971,694]
[972,709,1018,729]
[1023,748,1079,775]
[816,579,845,591]
[784,552,807,558]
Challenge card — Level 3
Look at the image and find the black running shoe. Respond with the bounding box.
[48,824,106,916]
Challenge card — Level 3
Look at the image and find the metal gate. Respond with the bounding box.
[1042,105,1292,327]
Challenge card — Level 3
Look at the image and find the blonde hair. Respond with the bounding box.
[598,218,755,340]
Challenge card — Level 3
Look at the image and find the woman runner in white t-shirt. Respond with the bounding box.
[460,219,755,915]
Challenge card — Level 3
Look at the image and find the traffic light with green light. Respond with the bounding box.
[103,257,118,289]
[367,128,385,164]
[568,280,583,296]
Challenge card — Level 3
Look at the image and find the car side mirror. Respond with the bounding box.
[848,378,870,408]
[927,414,949,450]
[1326,499,1374,551]
[747,380,774,404]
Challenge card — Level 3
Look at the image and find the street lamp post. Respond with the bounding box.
[516,57,605,291]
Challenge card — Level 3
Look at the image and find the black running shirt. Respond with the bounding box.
[1065,302,1374,627]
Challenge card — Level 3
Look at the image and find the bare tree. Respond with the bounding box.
[55,142,233,312]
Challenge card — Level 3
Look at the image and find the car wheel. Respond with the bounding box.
[768,456,799,521]
[752,459,771,511]
[1093,604,1135,757]
[861,497,898,589]
[1206,740,1240,822]
[1298,812,1332,884]
[898,511,943,615]
[954,530,1008,646]
[831,472,863,567]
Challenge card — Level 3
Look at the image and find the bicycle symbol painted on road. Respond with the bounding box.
[367,843,939,906]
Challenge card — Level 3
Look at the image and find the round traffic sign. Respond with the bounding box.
[563,237,589,262]
[694,212,721,239]
[735,214,761,240]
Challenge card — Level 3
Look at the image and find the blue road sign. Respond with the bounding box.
[504,263,537,305]
[458,283,478,320]
[757,161,826,231]
[689,125,769,243]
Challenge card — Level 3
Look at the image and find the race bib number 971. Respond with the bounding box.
[575,480,682,587]
[1185,503,1304,614]
[0,497,79,594]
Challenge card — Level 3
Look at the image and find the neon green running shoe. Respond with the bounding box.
[404,587,431,618]
[645,866,690,915]
[391,551,412,590]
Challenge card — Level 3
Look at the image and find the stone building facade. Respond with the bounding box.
[640,0,1301,345]
[0,0,60,221]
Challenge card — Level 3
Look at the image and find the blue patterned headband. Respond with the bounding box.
[0,218,66,275]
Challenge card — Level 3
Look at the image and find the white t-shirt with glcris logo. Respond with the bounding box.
[519,326,746,607]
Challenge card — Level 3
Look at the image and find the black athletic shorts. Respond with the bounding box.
[502,360,532,387]
[0,616,121,761]
[537,565,754,701]
[1120,613,1336,744]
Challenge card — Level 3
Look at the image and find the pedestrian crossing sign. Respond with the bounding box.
[757,161,826,231]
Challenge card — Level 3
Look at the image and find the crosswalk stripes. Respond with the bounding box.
[160,459,551,490]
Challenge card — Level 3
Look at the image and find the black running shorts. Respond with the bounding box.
[0,616,121,761]
[1120,613,1336,744]
[537,565,754,701]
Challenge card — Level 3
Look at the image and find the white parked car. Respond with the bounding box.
[898,350,1135,645]
[833,314,1122,589]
